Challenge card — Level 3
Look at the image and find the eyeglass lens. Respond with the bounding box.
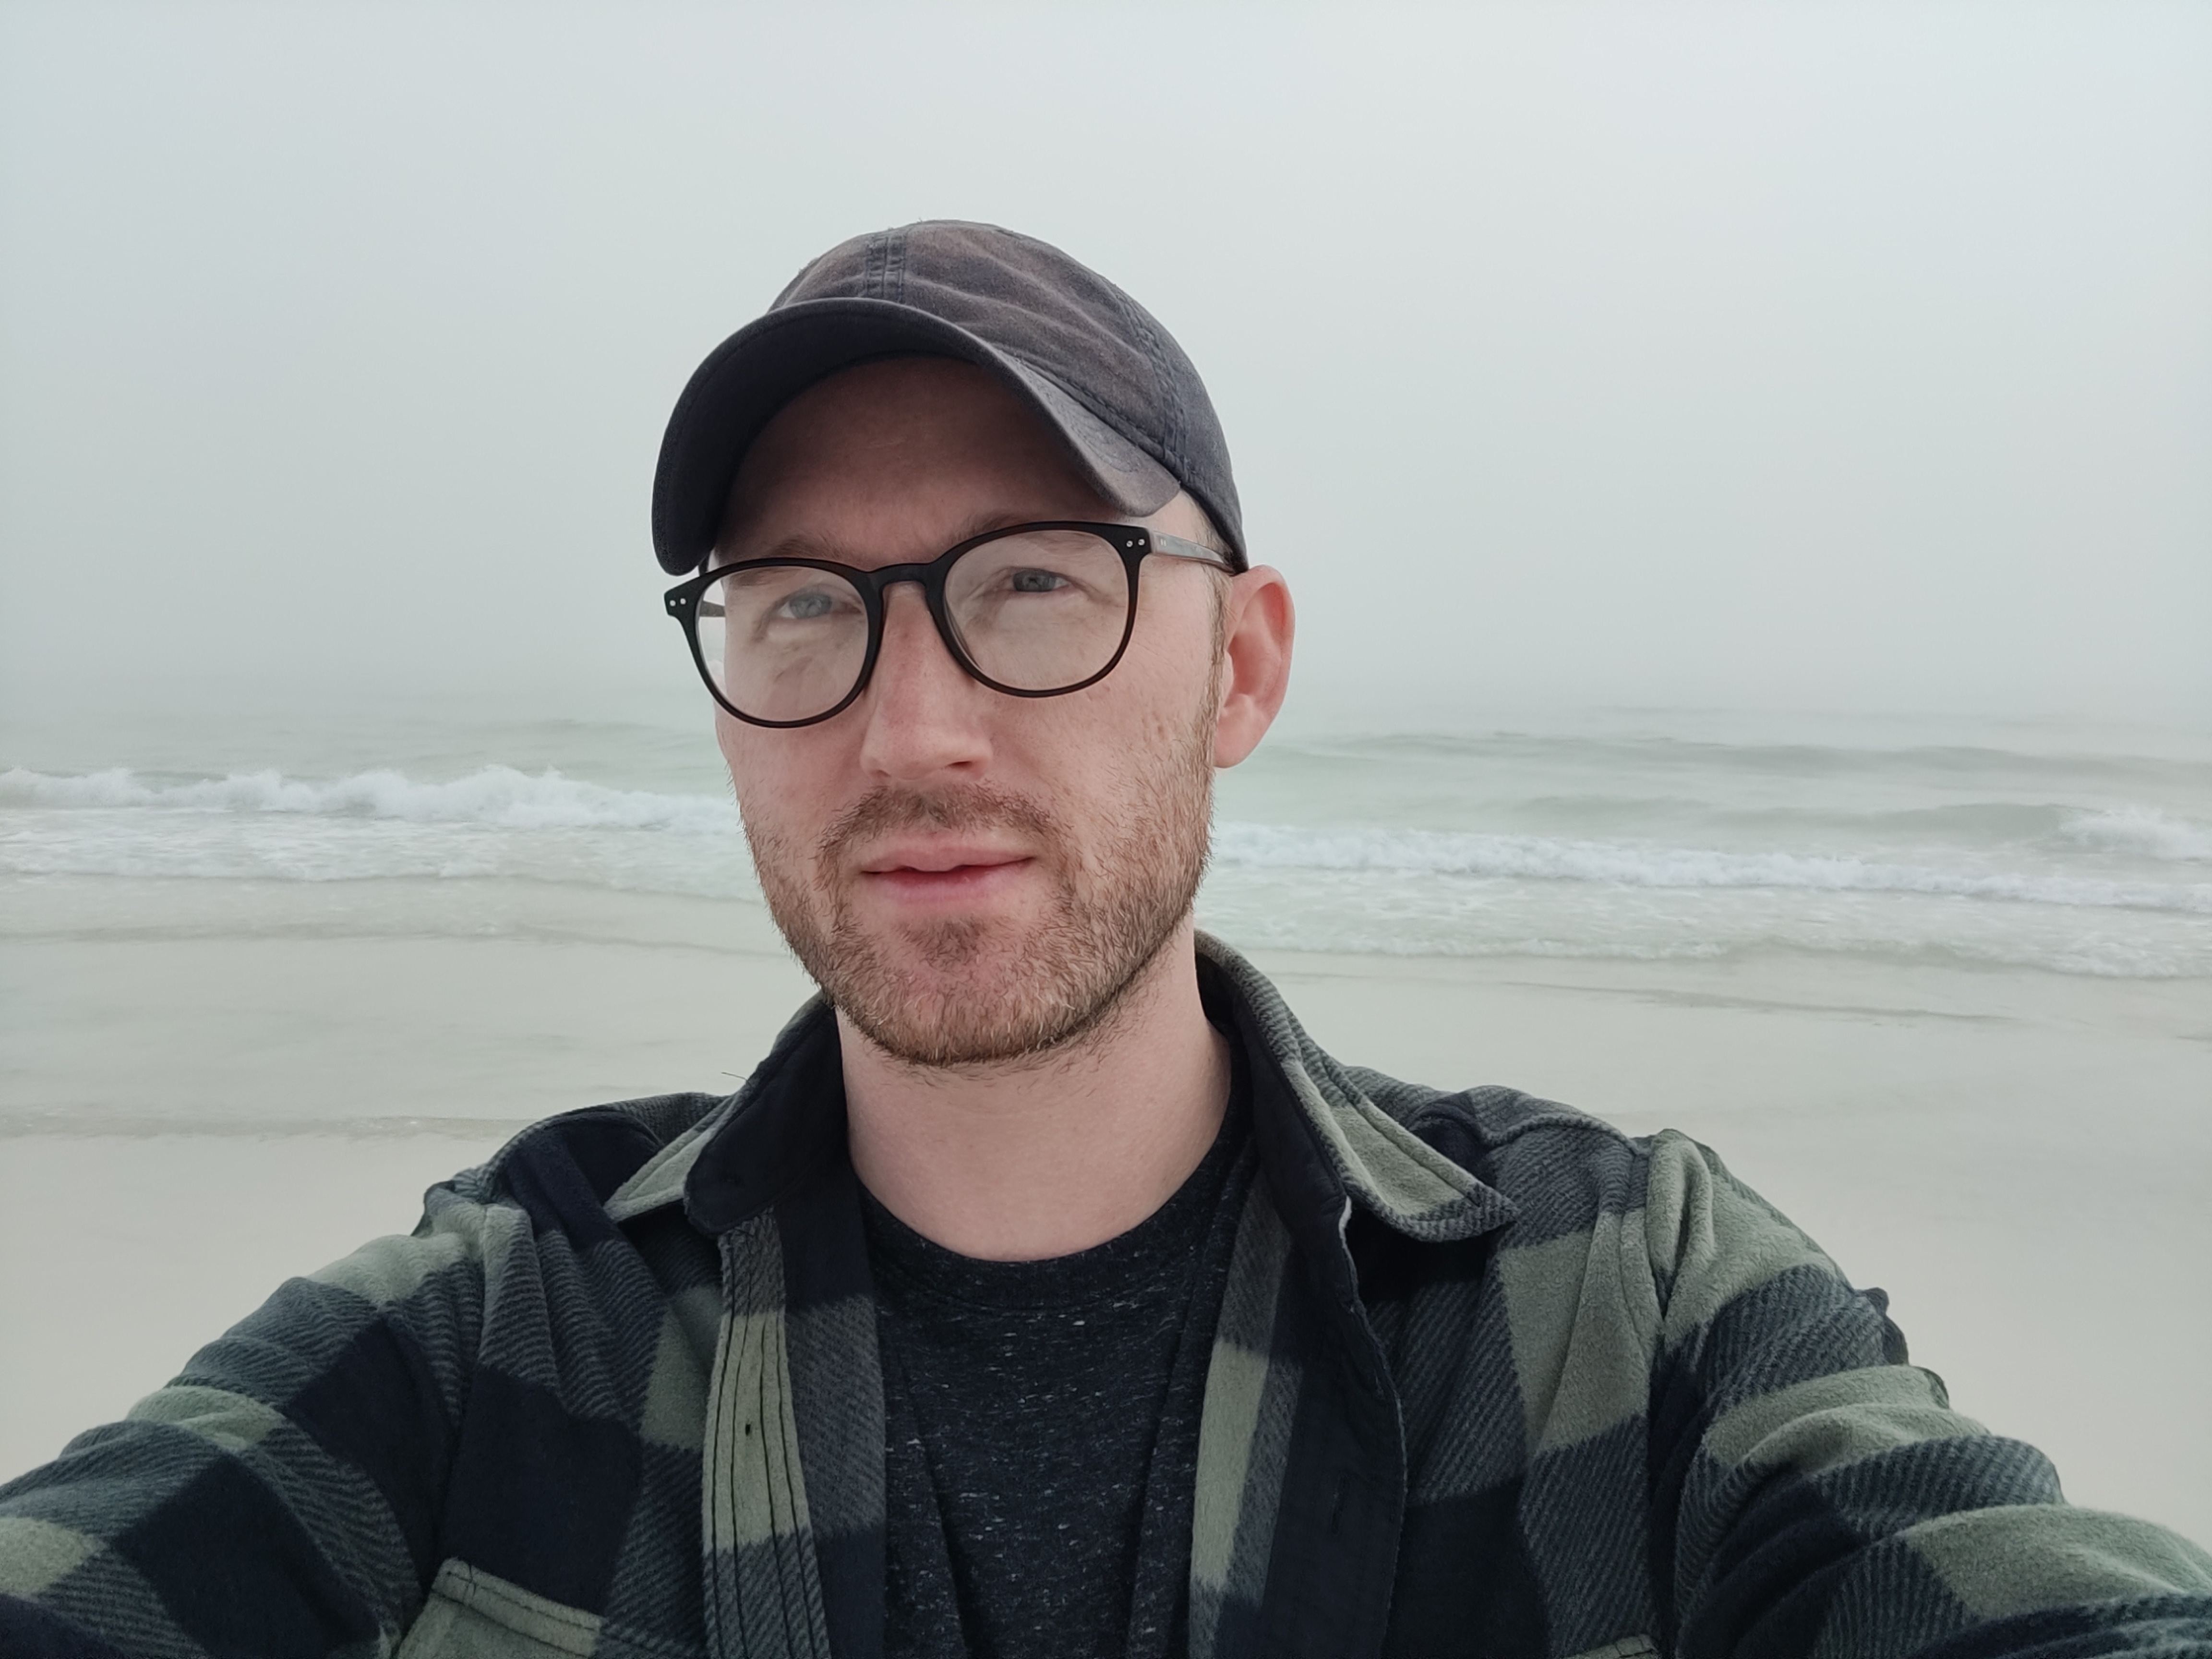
[693,528,1133,724]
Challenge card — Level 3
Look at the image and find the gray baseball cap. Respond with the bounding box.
[650,220,1245,574]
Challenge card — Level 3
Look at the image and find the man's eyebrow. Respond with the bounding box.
[716,510,1098,567]
[716,529,848,566]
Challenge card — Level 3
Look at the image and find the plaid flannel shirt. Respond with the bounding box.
[4,937,2209,1658]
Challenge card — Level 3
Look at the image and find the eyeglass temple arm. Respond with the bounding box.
[1149,530,1237,571]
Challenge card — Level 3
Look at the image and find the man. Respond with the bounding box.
[2,221,2207,1659]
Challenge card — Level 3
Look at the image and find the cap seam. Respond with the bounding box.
[861,229,890,301]
[884,224,910,306]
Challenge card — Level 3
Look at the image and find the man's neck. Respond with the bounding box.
[839,925,1232,1262]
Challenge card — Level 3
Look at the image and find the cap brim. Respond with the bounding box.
[650,298,1183,574]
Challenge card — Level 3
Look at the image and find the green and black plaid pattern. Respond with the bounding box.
[4,938,2209,1657]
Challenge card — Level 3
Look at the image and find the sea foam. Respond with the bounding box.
[0,766,735,836]
[2059,805,2212,863]
[7,766,2209,919]
[1212,823,2212,914]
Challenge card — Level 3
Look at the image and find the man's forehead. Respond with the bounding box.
[717,357,1117,556]
[722,509,1081,569]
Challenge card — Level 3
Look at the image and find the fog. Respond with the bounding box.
[2,1,2208,735]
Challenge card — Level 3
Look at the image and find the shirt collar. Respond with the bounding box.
[603,994,842,1228]
[603,934,1515,1246]
[1196,933,1515,1245]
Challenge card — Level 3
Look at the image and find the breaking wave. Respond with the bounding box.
[0,765,735,836]
[2059,805,2212,863]
[4,765,2212,973]
[7,767,2208,921]
[1212,823,2212,914]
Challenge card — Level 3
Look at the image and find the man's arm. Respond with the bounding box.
[0,1177,504,1654]
[1643,1130,2212,1659]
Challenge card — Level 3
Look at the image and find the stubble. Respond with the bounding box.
[745,696,1218,1068]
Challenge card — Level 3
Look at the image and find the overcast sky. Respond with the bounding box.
[2,0,2208,736]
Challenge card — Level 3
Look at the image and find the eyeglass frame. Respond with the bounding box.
[661,520,1238,729]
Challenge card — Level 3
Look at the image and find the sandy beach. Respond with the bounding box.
[4,872,2206,1545]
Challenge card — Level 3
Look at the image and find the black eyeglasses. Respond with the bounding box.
[662,521,1234,728]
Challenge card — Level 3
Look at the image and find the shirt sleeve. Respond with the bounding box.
[1639,1130,2212,1659]
[0,1176,508,1656]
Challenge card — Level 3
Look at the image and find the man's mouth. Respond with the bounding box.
[854,840,1037,901]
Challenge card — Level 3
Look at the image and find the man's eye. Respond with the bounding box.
[775,589,838,620]
[1007,568,1069,594]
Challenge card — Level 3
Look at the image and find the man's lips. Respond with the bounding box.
[852,840,1037,900]
[855,837,1031,876]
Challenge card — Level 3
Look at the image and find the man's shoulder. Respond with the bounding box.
[450,1090,733,1230]
[1341,1064,1676,1237]
[1349,1067,1627,1146]
[1349,1065,1636,1162]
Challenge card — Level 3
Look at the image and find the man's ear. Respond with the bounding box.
[1212,566,1294,768]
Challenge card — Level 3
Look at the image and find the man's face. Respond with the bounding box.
[714,357,1230,1066]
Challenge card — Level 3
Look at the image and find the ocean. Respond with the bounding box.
[5,700,2208,982]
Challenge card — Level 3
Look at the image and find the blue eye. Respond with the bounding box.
[777,589,837,620]
[1008,569,1068,594]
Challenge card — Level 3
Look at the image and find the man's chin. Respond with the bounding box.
[829,925,1097,1067]
[819,903,1199,1070]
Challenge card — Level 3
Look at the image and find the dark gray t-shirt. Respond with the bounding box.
[864,1066,1254,1659]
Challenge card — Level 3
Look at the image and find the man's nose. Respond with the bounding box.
[854,581,993,781]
